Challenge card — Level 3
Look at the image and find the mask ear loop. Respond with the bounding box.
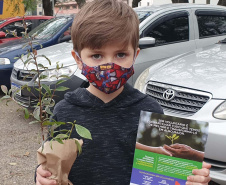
[75,51,82,61]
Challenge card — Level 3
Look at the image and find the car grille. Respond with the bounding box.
[12,68,36,82]
[146,81,212,117]
[14,94,38,108]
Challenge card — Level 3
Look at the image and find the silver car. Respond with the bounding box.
[134,41,226,185]
[11,3,226,107]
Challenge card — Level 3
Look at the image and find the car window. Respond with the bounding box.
[28,17,71,40]
[0,21,25,38]
[58,26,71,42]
[197,15,226,38]
[135,11,153,23]
[143,14,189,46]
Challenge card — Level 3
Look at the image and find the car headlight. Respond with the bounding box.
[0,58,10,65]
[213,101,226,120]
[134,67,150,93]
[38,65,77,82]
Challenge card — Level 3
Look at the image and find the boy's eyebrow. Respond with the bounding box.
[90,48,130,53]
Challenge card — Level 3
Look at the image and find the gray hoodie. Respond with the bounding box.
[53,83,163,185]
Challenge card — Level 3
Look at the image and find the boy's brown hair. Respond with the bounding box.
[71,0,140,54]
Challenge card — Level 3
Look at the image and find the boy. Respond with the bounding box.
[36,0,211,184]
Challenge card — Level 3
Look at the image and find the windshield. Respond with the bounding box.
[28,17,72,40]
[136,11,153,23]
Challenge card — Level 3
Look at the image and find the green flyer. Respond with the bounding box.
[130,111,209,185]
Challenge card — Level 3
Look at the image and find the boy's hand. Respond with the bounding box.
[36,165,57,185]
[186,162,211,185]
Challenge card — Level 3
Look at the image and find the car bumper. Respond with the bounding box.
[10,74,87,108]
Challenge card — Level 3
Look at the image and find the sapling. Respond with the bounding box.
[0,16,92,153]
[165,134,179,145]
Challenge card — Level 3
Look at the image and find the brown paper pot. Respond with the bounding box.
[37,139,83,185]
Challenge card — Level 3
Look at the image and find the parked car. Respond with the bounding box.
[134,41,226,185]
[0,16,73,87]
[10,3,226,107]
[0,16,53,44]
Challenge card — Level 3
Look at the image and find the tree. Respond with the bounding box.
[132,0,141,8]
[9,0,37,13]
[9,0,86,16]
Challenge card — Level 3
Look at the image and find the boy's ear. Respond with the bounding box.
[71,50,83,70]
[135,48,140,59]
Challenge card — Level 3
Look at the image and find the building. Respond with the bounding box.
[55,0,79,16]
[138,0,219,7]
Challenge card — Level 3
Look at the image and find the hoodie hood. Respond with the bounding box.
[64,83,147,108]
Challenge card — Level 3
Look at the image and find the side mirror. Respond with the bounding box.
[0,31,6,38]
[139,37,156,49]
[59,35,71,43]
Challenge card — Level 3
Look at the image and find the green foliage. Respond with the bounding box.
[8,0,37,14]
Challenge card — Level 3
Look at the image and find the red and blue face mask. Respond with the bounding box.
[76,52,135,94]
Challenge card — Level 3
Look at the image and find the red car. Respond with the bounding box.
[0,16,53,44]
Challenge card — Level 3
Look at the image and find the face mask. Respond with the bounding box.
[75,52,135,94]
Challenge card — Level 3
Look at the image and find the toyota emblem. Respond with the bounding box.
[163,89,175,101]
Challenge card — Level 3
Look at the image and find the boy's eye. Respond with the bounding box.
[92,54,102,60]
[116,53,126,58]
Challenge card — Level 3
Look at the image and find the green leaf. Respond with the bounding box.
[33,107,41,121]
[55,121,66,125]
[74,139,82,155]
[0,95,11,101]
[55,86,70,92]
[174,136,179,140]
[24,108,30,119]
[41,84,51,95]
[55,134,69,139]
[24,58,33,65]
[45,107,53,116]
[172,134,177,139]
[59,75,70,79]
[1,85,8,94]
[38,55,51,65]
[50,140,53,150]
[42,121,54,126]
[39,75,48,80]
[75,124,92,140]
[56,79,66,85]
[55,138,64,144]
[38,64,47,69]
[14,57,20,59]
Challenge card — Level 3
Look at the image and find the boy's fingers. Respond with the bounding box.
[36,173,57,185]
[37,166,52,177]
[192,168,210,177]
[187,175,211,184]
[202,162,211,169]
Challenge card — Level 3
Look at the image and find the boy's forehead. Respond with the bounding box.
[86,41,134,51]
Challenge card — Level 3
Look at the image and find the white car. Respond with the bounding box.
[134,41,226,185]
[11,3,226,108]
